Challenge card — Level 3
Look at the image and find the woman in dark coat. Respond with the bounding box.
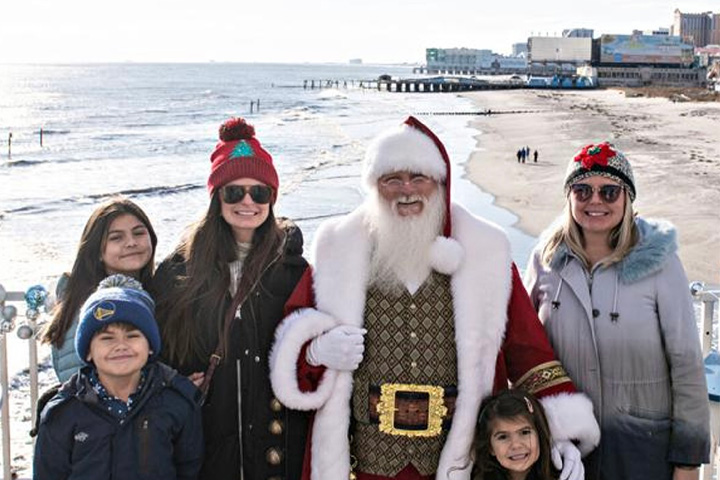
[152,117,314,480]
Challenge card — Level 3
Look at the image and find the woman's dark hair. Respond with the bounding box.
[154,190,284,365]
[42,198,157,348]
[472,389,557,480]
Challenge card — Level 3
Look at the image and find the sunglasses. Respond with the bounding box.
[220,185,273,204]
[570,183,624,204]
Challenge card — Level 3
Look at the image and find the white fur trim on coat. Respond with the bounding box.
[541,392,601,456]
[362,123,446,189]
[269,308,339,410]
[271,203,514,480]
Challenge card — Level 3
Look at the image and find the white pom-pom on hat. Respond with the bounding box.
[430,236,464,275]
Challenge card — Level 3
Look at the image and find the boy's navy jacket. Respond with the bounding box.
[33,361,203,480]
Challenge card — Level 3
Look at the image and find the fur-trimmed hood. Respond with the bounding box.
[547,217,677,284]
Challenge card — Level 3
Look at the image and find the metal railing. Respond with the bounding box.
[0,280,718,479]
[691,282,720,480]
[0,283,46,480]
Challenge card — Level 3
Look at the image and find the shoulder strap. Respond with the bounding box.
[197,243,285,404]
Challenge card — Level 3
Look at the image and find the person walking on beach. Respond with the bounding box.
[270,116,599,480]
[524,142,710,480]
[151,117,314,480]
[472,390,559,480]
[41,198,157,383]
[517,149,522,163]
[34,274,203,480]
[534,149,539,163]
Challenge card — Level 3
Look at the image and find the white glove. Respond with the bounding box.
[551,440,584,480]
[306,325,366,371]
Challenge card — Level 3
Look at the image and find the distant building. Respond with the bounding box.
[562,28,594,38]
[672,9,720,47]
[528,37,592,74]
[512,43,528,57]
[425,47,527,74]
[696,45,720,68]
[592,33,702,87]
[597,33,694,67]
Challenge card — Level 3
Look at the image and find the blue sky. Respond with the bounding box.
[1,1,718,64]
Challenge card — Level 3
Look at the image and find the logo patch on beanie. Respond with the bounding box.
[93,301,116,321]
[229,141,254,159]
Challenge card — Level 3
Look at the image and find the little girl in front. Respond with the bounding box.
[473,390,559,480]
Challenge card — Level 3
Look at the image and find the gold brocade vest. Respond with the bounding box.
[351,272,458,477]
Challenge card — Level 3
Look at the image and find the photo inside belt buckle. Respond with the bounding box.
[376,383,447,437]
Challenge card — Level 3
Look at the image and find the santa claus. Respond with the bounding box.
[270,116,600,480]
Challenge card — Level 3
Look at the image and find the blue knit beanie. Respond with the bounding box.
[75,274,161,365]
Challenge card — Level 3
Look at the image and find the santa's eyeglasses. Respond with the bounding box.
[379,174,434,190]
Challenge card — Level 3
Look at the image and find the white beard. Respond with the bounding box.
[366,187,445,293]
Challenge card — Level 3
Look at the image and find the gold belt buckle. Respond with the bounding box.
[375,383,447,437]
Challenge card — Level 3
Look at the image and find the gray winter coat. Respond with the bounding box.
[524,217,710,480]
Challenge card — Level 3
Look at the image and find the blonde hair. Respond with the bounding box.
[541,189,638,270]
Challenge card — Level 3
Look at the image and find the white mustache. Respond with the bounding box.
[392,194,425,210]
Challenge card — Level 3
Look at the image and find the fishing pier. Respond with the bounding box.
[300,74,594,92]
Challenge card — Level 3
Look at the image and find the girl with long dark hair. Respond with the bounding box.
[151,117,314,480]
[42,197,157,382]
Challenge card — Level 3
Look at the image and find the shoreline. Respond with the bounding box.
[460,88,720,284]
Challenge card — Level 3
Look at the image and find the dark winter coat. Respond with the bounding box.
[33,361,203,480]
[152,221,313,480]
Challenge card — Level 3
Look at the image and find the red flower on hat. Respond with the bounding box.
[574,142,616,169]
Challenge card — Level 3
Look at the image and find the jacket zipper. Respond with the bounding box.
[139,417,150,475]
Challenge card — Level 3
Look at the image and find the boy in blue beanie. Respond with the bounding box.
[33,274,203,480]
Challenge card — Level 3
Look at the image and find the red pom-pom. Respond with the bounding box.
[219,117,255,142]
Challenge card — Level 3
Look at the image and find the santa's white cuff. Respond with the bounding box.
[541,392,601,456]
[270,308,338,410]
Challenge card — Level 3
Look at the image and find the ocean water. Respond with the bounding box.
[0,62,535,295]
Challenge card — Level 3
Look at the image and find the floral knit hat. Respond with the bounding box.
[564,142,636,202]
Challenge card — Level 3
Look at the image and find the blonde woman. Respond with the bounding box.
[524,142,710,480]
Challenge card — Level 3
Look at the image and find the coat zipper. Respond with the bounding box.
[139,417,150,475]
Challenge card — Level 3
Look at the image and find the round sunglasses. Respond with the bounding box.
[570,183,624,204]
[220,185,273,204]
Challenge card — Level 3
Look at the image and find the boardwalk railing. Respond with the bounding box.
[0,280,718,479]
[0,283,45,480]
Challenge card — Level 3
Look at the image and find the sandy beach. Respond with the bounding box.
[461,88,720,285]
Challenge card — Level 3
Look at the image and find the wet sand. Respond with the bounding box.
[461,88,720,284]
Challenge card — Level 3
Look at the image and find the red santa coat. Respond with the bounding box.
[271,203,599,480]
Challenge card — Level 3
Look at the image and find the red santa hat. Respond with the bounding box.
[363,116,463,274]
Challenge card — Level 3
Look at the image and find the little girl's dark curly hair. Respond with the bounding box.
[472,389,558,480]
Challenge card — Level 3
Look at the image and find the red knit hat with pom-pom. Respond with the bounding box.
[207,117,279,201]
